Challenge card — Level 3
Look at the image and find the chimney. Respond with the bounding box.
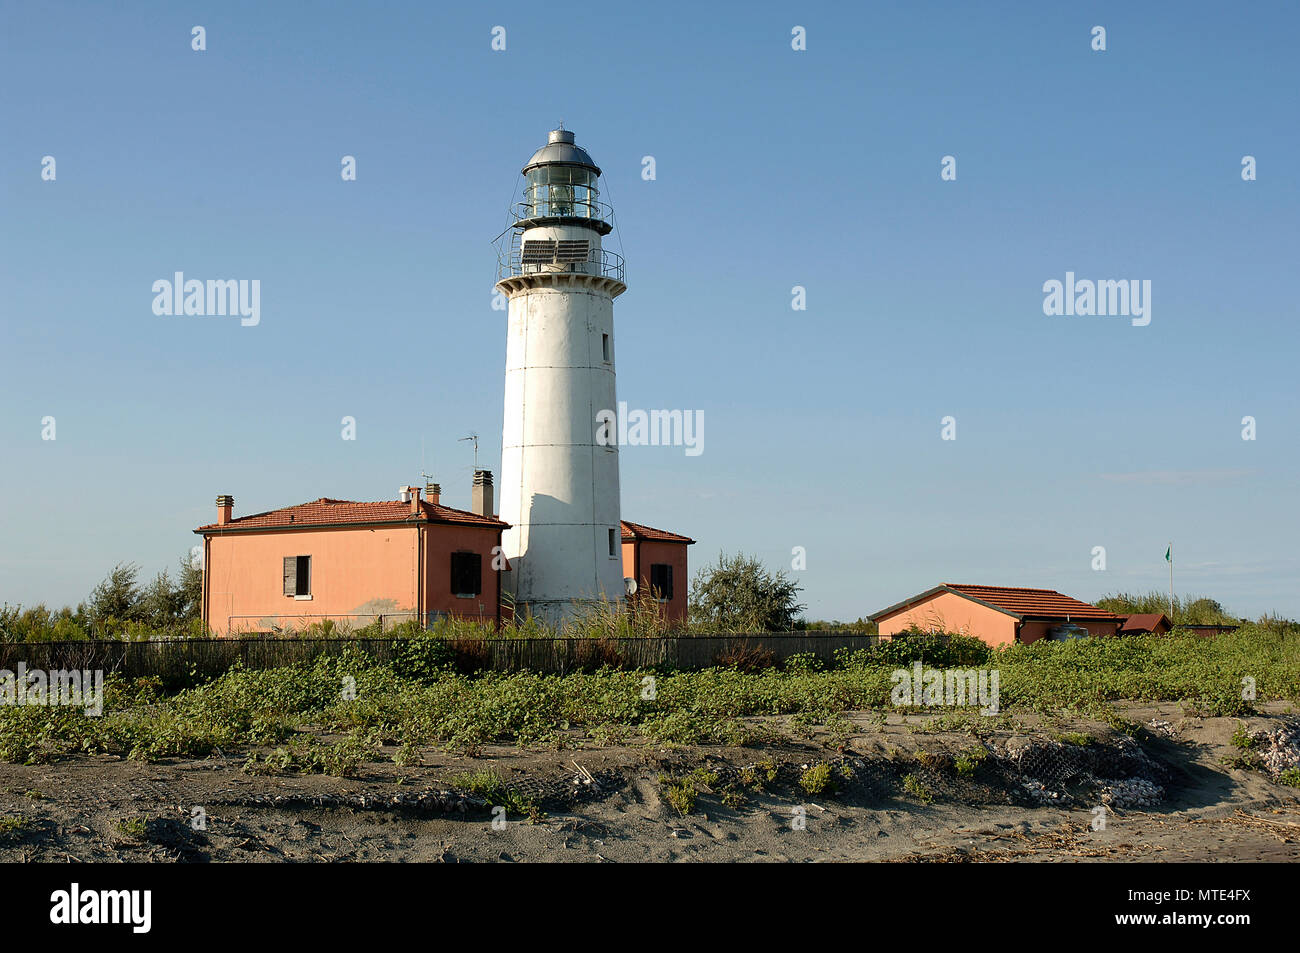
[216,495,234,525]
[472,470,494,518]
[406,486,422,515]
[425,482,441,506]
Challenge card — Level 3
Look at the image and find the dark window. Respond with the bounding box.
[451,552,482,597]
[649,563,673,601]
[283,555,311,597]
[601,333,611,362]
[608,528,617,557]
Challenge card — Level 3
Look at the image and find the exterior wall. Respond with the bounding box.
[203,523,504,634]
[877,592,1018,646]
[422,524,503,625]
[622,539,689,624]
[499,220,623,623]
[1019,619,1118,644]
[204,525,420,634]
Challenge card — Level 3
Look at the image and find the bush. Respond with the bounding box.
[390,638,455,683]
[688,553,806,632]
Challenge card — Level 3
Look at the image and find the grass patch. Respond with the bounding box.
[444,769,539,820]
[0,624,1297,764]
[902,773,934,804]
[799,762,834,795]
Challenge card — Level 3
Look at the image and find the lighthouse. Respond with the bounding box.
[495,128,627,623]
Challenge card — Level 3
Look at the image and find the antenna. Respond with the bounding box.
[459,433,480,470]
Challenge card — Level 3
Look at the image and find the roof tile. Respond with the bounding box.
[620,520,694,544]
[943,584,1119,620]
[196,497,507,533]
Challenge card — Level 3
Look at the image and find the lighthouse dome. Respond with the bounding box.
[523,128,601,175]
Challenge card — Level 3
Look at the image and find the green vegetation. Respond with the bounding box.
[1096,591,1239,626]
[1054,732,1095,747]
[116,816,148,840]
[1,557,204,641]
[0,623,1295,767]
[688,552,806,632]
[954,750,986,777]
[443,769,539,819]
[799,762,834,795]
[902,773,934,804]
[659,774,699,816]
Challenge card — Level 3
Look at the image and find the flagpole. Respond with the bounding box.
[1168,541,1174,620]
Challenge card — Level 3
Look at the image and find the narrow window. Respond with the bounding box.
[608,528,617,557]
[284,555,311,597]
[601,333,611,362]
[649,563,673,601]
[451,551,482,597]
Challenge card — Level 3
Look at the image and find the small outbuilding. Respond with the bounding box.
[1118,613,1172,636]
[869,583,1122,647]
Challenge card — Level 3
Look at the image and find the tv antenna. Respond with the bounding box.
[459,433,480,470]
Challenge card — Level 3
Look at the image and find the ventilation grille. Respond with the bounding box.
[555,240,590,263]
[521,240,557,263]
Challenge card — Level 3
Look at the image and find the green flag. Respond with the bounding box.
[1165,546,1171,563]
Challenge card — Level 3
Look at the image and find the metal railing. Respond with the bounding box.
[498,246,625,282]
[511,198,614,226]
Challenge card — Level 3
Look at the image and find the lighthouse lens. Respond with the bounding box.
[524,167,600,220]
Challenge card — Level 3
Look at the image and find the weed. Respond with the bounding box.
[902,773,934,804]
[116,816,148,840]
[799,762,834,795]
[660,775,697,816]
[1054,732,1094,746]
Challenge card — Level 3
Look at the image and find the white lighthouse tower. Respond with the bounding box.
[495,128,626,623]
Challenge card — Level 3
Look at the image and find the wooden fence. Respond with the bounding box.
[0,633,881,681]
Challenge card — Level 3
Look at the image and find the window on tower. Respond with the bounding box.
[524,166,600,220]
[602,333,610,362]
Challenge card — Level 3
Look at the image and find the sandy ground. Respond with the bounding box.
[1,701,1297,862]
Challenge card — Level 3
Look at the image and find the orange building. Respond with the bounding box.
[621,520,694,623]
[195,481,693,633]
[195,487,508,634]
[870,584,1121,646]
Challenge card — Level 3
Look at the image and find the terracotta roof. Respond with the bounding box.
[620,520,694,544]
[871,583,1120,622]
[1119,613,1171,633]
[195,497,507,533]
[943,584,1119,620]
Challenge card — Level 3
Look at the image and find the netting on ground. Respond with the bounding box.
[700,735,1171,810]
[210,737,1171,815]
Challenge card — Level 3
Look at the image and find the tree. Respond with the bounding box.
[688,552,806,632]
[138,569,183,629]
[86,562,142,630]
[176,554,203,624]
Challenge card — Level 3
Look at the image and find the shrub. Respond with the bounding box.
[799,762,833,795]
[902,773,934,804]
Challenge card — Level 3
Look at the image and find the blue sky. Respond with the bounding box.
[2,1,1297,620]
